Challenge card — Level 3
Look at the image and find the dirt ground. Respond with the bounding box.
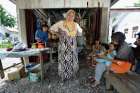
[0,57,106,93]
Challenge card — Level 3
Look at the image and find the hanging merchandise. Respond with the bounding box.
[47,17,51,27]
[36,17,42,29]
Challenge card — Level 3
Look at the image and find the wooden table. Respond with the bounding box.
[0,48,52,82]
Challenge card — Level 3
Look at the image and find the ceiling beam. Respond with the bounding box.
[9,0,16,4]
[111,0,118,6]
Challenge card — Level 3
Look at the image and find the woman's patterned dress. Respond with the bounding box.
[50,21,82,80]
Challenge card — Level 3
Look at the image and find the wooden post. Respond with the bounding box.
[105,78,114,93]
[17,8,29,66]
[0,59,4,79]
[105,72,114,93]
[39,52,44,82]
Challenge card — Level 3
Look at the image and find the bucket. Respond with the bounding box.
[31,43,37,48]
[28,69,41,82]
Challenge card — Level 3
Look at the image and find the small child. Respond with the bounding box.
[95,43,117,68]
[89,40,105,67]
[92,42,117,87]
[35,24,49,44]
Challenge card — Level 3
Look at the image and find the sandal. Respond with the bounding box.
[87,76,95,83]
[91,64,96,68]
[91,81,100,88]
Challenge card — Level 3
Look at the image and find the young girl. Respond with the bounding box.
[88,40,105,67]
[92,43,117,87]
[95,43,117,67]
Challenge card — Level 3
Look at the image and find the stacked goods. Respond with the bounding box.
[6,67,20,80]
[15,64,26,78]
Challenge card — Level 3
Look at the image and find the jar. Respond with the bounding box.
[36,42,45,48]
[31,43,37,48]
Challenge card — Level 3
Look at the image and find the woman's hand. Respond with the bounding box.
[49,30,59,35]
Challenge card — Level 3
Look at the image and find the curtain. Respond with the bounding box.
[25,10,37,62]
[89,7,102,46]
[25,9,36,48]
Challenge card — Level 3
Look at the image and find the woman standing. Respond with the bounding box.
[50,10,82,81]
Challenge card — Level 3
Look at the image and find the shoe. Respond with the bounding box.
[91,81,100,88]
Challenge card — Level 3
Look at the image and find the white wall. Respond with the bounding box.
[115,12,140,32]
[110,12,140,44]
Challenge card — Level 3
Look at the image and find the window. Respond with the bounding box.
[124,28,128,34]
[132,26,138,38]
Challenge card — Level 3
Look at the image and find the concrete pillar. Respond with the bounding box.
[17,9,27,44]
[100,0,111,43]
[16,8,29,65]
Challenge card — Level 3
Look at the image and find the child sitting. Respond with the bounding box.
[88,40,105,67]
[92,42,117,87]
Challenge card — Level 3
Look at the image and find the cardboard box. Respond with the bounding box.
[7,67,20,80]
[15,64,26,78]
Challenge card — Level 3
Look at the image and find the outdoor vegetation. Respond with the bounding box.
[0,5,16,27]
[0,5,16,48]
[134,0,140,7]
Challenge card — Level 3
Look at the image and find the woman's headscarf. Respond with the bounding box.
[66,9,75,19]
[111,32,126,45]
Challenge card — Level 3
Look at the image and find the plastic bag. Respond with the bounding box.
[12,42,27,51]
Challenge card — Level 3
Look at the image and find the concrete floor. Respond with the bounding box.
[0,59,106,93]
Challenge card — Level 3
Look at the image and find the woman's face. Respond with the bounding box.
[66,12,75,21]
[111,38,119,48]
[136,38,140,46]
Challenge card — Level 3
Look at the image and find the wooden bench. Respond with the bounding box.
[105,72,140,93]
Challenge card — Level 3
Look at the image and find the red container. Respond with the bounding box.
[36,43,45,48]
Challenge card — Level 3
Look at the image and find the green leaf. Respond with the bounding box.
[0,5,16,27]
